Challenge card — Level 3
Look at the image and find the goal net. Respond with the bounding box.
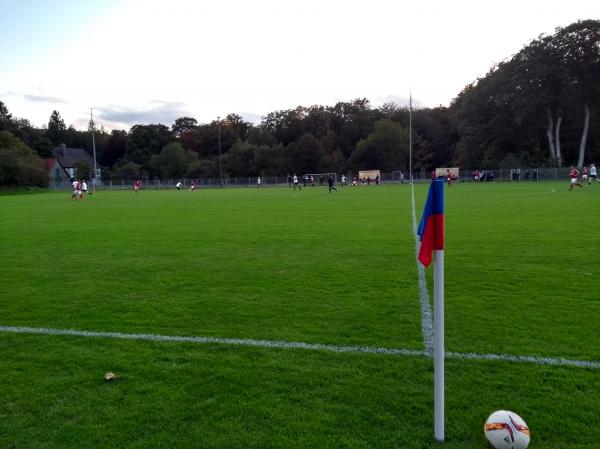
[435,167,460,181]
[303,173,338,185]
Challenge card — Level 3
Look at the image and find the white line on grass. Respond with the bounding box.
[1,325,599,368]
[410,183,434,354]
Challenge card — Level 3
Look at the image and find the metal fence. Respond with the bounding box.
[49,167,574,190]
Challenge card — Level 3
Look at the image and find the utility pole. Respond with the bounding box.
[90,108,98,193]
[409,91,413,184]
[217,116,223,188]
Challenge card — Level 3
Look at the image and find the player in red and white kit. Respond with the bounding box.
[446,169,453,187]
[568,166,583,190]
[71,179,82,199]
[582,166,589,182]
[134,179,142,193]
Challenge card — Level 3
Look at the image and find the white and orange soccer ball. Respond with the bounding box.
[484,410,530,449]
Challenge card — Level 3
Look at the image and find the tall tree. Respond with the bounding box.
[127,124,173,169]
[0,131,48,187]
[102,130,128,167]
[0,101,13,131]
[47,110,66,145]
[224,114,252,141]
[171,117,198,137]
[349,119,409,171]
[150,142,192,179]
[286,133,323,174]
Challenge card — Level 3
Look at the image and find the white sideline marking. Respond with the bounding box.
[446,351,600,369]
[411,183,434,354]
[0,325,425,357]
[2,325,598,369]
[521,188,556,196]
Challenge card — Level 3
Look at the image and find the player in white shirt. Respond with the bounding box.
[589,164,598,185]
[292,174,301,191]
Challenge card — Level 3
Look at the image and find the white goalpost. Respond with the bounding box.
[303,173,338,185]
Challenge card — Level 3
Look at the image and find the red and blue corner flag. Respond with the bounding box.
[417,179,445,267]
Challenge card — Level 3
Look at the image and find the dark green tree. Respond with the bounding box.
[0,131,48,187]
[74,160,92,180]
[102,130,128,167]
[0,101,13,131]
[286,133,323,174]
[150,142,192,179]
[127,124,173,170]
[47,110,66,145]
[349,119,409,171]
[172,117,198,137]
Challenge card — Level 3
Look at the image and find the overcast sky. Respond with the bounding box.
[0,0,598,130]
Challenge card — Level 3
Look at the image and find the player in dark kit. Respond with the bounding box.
[327,175,338,193]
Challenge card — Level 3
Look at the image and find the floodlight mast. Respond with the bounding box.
[90,108,98,193]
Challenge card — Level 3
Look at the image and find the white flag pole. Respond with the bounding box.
[434,249,445,441]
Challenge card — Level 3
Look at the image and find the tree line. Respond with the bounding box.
[1,20,598,187]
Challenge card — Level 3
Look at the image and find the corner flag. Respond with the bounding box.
[417,178,446,442]
[417,179,445,267]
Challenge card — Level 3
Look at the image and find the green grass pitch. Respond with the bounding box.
[0,182,598,448]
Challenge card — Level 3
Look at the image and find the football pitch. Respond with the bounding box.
[1,182,598,448]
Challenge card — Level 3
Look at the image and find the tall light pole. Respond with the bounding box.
[217,116,223,188]
[90,108,98,193]
[409,91,413,184]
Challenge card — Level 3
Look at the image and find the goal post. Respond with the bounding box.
[435,167,460,181]
[303,173,338,185]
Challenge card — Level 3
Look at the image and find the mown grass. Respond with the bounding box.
[0,182,598,448]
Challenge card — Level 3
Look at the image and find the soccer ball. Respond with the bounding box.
[484,410,530,449]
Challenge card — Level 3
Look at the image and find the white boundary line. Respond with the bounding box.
[1,325,599,369]
[411,183,434,354]
[0,325,425,356]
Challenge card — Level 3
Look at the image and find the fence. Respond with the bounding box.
[49,167,574,191]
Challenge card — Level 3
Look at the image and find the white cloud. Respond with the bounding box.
[1,0,598,129]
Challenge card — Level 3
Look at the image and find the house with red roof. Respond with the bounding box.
[43,144,96,188]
